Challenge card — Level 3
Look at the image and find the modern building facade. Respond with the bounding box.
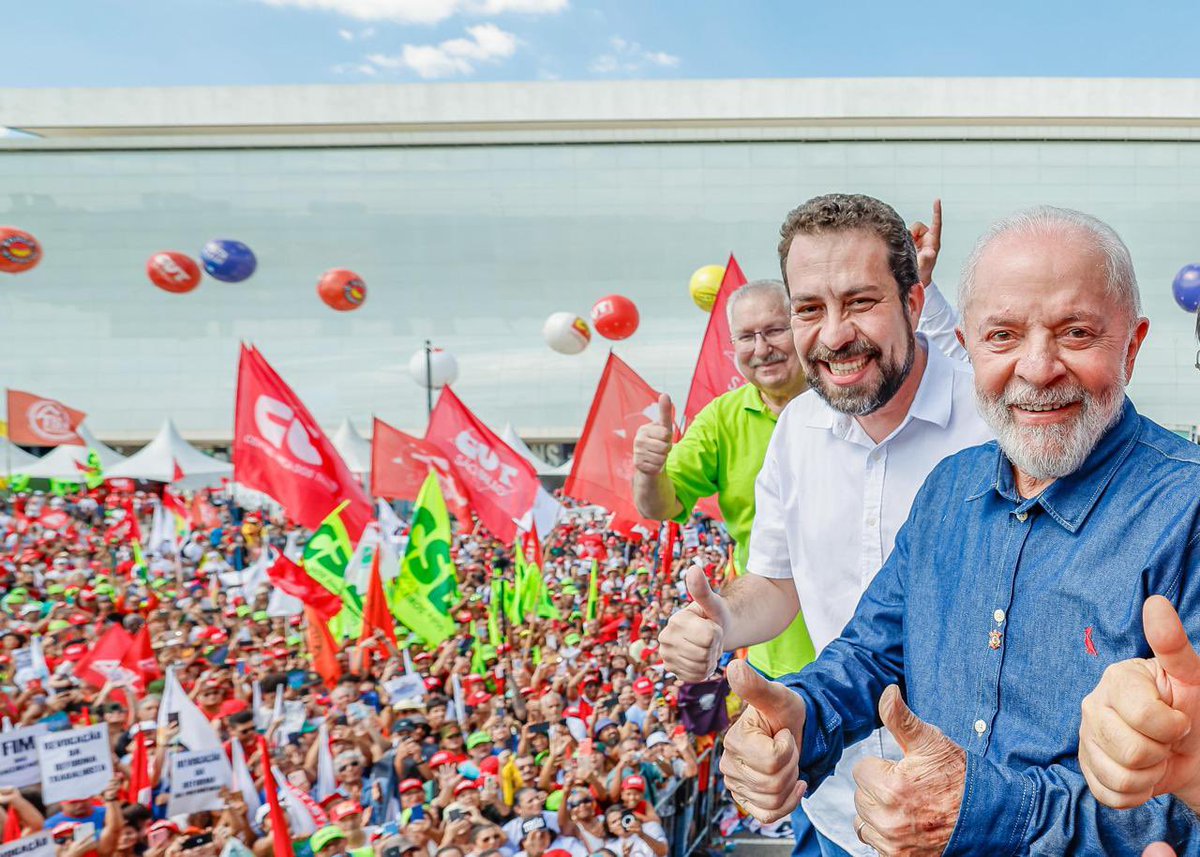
[1,78,1199,449]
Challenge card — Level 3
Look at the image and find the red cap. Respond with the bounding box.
[621,775,646,793]
[633,678,654,696]
[478,755,500,776]
[398,778,424,794]
[453,779,479,795]
[67,612,90,626]
[219,699,249,719]
[429,751,460,769]
[330,801,364,821]
[62,643,88,661]
[465,690,492,707]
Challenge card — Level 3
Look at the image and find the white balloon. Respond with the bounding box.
[542,312,591,355]
[408,348,459,389]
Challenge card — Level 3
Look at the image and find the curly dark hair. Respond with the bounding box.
[777,193,920,300]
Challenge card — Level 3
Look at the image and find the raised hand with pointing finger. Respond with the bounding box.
[657,565,731,682]
[850,685,965,855]
[908,198,942,287]
[1079,595,1200,813]
[719,660,808,823]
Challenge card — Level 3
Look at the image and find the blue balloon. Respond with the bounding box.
[1173,264,1200,312]
[200,239,257,283]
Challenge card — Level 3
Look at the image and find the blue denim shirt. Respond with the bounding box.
[786,399,1200,855]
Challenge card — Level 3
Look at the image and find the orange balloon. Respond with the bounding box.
[147,251,201,294]
[317,268,367,312]
[0,227,42,274]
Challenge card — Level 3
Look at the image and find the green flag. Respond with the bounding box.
[536,577,561,620]
[8,474,29,493]
[470,621,487,676]
[49,478,78,497]
[81,449,104,490]
[585,559,599,621]
[303,500,362,638]
[393,472,459,646]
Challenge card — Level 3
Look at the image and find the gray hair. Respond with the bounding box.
[726,279,790,329]
[958,206,1142,324]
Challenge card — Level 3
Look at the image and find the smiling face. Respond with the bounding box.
[787,230,923,416]
[959,228,1148,484]
[729,290,803,394]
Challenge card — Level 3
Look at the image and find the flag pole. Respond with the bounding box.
[424,340,433,419]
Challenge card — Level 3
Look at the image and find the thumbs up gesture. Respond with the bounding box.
[719,660,808,823]
[1079,596,1200,812]
[633,394,675,475]
[850,686,965,854]
[658,565,732,682]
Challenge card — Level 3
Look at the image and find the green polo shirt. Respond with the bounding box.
[665,383,815,678]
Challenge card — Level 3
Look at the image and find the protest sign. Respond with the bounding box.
[383,673,426,703]
[0,833,55,857]
[167,748,231,816]
[37,725,112,804]
[0,723,48,788]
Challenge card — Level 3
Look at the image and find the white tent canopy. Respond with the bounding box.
[21,423,127,481]
[0,439,39,476]
[332,418,371,475]
[106,419,233,488]
[501,424,573,477]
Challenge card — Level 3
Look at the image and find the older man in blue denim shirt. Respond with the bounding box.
[720,206,1200,855]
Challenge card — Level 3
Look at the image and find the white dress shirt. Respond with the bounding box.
[747,334,992,854]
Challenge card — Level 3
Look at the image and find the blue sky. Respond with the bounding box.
[3,0,1200,87]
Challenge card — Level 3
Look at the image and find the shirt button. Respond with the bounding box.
[974,719,987,735]
[1015,511,1028,522]
[993,609,1005,623]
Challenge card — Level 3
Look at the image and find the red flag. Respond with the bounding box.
[72,625,137,689]
[359,551,397,656]
[371,418,471,523]
[6,389,86,446]
[124,729,153,807]
[683,254,748,425]
[305,606,342,689]
[425,388,539,543]
[2,806,20,843]
[259,735,294,857]
[563,353,660,531]
[172,460,185,482]
[233,345,371,540]
[193,491,221,530]
[267,552,343,620]
[120,626,161,691]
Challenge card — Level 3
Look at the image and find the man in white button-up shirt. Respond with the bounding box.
[658,194,990,856]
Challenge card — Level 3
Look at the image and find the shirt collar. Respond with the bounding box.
[805,334,952,434]
[968,397,1142,533]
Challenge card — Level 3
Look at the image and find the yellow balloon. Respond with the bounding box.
[689,264,726,313]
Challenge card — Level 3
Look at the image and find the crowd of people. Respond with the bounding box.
[0,489,733,857]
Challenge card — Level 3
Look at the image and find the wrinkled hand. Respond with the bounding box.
[719,660,807,823]
[1080,596,1200,811]
[852,686,964,856]
[633,394,675,476]
[658,565,730,682]
[908,199,942,287]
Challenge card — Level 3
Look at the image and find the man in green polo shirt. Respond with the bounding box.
[633,279,815,680]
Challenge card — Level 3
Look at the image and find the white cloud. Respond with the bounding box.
[338,28,355,39]
[366,22,517,78]
[337,25,376,40]
[255,0,564,24]
[589,35,679,75]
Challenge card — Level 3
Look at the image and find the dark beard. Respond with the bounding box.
[804,320,916,417]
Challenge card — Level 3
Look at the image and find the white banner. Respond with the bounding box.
[0,833,55,857]
[0,723,48,789]
[167,748,232,816]
[37,725,113,804]
[383,673,426,703]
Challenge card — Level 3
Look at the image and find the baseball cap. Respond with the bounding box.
[428,751,460,769]
[329,801,363,821]
[633,677,654,696]
[646,732,670,749]
[452,779,479,796]
[621,775,646,793]
[398,778,424,794]
[309,826,346,852]
[466,731,493,750]
[593,718,618,737]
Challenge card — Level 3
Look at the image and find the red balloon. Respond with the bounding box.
[590,294,639,340]
[146,251,201,294]
[0,227,42,274]
[318,268,367,312]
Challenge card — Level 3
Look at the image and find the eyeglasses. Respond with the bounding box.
[567,797,594,809]
[731,327,791,347]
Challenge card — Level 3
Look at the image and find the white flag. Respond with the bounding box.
[314,722,336,802]
[157,667,222,752]
[230,738,262,825]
